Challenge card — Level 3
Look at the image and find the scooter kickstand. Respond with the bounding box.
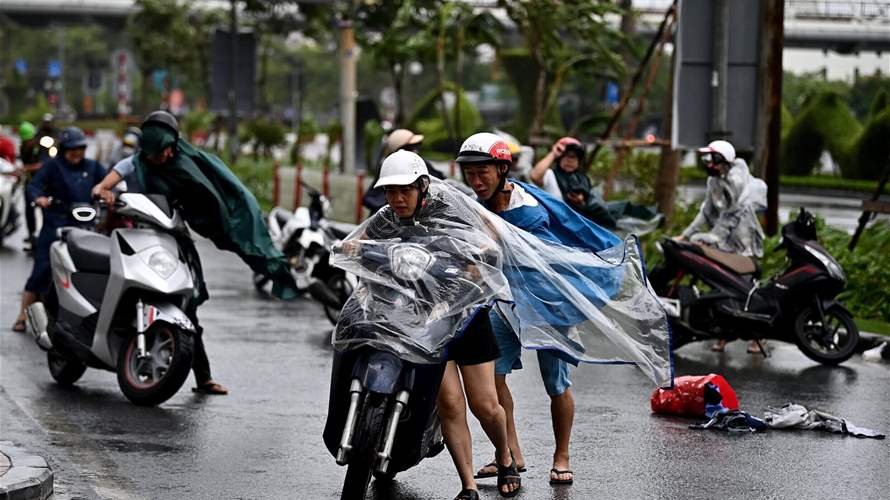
[754,339,770,358]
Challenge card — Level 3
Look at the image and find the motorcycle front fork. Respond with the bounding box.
[336,378,410,474]
[136,299,149,359]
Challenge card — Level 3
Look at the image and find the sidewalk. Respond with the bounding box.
[0,442,52,500]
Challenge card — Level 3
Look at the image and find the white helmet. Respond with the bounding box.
[697,140,736,163]
[374,150,429,188]
[455,132,513,165]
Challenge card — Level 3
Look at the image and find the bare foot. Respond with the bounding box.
[711,339,727,352]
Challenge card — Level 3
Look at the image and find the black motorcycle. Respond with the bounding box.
[324,240,492,500]
[651,208,859,365]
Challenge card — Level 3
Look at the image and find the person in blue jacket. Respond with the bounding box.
[456,132,622,487]
[12,127,106,332]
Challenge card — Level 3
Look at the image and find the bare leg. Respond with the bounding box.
[549,388,574,482]
[437,361,477,492]
[461,361,518,495]
[14,291,37,327]
[478,375,526,477]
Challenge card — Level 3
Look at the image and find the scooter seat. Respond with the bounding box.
[697,244,760,277]
[65,228,111,274]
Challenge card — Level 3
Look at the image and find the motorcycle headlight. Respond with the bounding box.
[140,247,178,279]
[390,244,435,281]
[803,243,845,282]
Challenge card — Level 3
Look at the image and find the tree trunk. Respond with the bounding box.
[529,37,547,143]
[653,45,680,220]
[390,62,405,127]
[454,26,465,142]
[140,68,151,115]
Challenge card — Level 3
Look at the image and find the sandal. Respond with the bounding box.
[549,468,574,485]
[710,340,726,352]
[475,461,527,479]
[192,381,229,395]
[497,459,521,498]
[11,319,26,333]
[454,489,479,500]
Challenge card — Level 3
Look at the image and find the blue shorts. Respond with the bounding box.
[489,309,572,397]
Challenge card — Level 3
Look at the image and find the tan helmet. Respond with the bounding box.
[386,129,424,154]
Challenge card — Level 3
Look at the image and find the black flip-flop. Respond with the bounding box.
[549,468,574,485]
[192,382,228,395]
[475,461,527,479]
[454,489,479,500]
[497,459,521,498]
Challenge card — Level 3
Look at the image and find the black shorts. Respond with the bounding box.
[446,307,501,366]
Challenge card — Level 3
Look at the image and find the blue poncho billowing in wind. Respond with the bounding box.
[331,179,673,387]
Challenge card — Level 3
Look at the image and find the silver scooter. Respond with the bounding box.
[26,193,197,406]
[0,157,23,247]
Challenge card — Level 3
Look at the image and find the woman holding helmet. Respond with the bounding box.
[334,149,520,499]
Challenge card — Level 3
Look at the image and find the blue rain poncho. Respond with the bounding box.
[331,179,673,387]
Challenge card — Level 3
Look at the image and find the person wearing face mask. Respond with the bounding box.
[92,110,298,394]
[12,127,106,332]
[674,140,767,353]
[530,137,660,231]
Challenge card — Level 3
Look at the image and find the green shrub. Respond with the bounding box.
[363,119,384,175]
[228,157,276,212]
[782,91,860,177]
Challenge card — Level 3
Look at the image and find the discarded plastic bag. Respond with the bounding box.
[650,374,739,418]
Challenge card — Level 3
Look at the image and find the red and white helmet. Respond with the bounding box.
[374,150,429,188]
[455,132,513,165]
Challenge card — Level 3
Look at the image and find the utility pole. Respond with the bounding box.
[228,0,239,162]
[711,0,729,140]
[762,0,785,235]
[339,17,357,174]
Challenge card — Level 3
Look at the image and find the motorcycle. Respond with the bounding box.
[650,208,859,365]
[25,193,198,406]
[255,182,356,324]
[0,157,23,247]
[324,241,492,499]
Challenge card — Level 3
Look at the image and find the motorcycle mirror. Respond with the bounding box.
[72,206,98,222]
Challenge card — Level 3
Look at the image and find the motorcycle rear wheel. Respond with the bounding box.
[340,394,387,500]
[324,273,353,326]
[116,324,194,406]
[794,305,859,365]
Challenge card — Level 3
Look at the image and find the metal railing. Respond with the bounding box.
[786,1,889,21]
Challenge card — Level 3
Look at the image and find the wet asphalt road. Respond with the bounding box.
[2,233,889,499]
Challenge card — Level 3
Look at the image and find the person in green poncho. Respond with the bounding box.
[93,111,299,395]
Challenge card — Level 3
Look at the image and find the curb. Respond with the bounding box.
[0,442,53,500]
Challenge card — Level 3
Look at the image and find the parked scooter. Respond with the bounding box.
[0,157,23,247]
[651,208,859,365]
[255,182,356,324]
[25,193,198,406]
[324,242,490,499]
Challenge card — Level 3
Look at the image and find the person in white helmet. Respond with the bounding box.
[338,149,520,499]
[675,139,767,352]
[363,128,446,212]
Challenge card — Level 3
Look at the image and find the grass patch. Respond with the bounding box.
[857,318,890,336]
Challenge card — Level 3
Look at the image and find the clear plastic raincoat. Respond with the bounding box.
[331,180,673,387]
[681,159,767,258]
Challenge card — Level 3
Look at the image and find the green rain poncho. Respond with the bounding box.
[134,127,297,302]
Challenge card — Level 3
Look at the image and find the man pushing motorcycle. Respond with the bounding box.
[92,110,298,395]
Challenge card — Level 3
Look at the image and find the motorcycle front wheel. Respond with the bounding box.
[794,305,859,365]
[340,394,388,500]
[47,350,87,385]
[116,324,194,406]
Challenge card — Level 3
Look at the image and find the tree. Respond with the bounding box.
[127,0,198,113]
[499,0,625,142]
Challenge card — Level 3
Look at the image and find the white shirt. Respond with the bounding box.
[541,169,562,198]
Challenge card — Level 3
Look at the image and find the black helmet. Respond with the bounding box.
[141,110,179,141]
[59,127,87,150]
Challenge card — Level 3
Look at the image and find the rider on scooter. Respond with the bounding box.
[92,110,298,394]
[336,150,520,499]
[12,127,106,332]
